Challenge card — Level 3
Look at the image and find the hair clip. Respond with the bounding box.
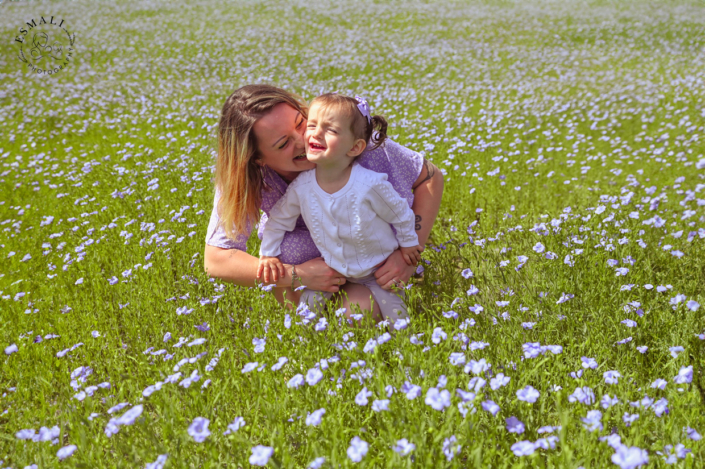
[354,96,372,124]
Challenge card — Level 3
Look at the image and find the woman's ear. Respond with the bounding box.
[253,157,264,167]
[347,139,367,158]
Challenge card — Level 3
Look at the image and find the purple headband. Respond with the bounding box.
[354,96,372,124]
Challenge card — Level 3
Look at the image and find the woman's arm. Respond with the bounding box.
[374,159,444,289]
[204,245,345,292]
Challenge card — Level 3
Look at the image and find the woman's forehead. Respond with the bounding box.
[257,103,299,131]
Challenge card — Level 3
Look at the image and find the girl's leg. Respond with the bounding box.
[336,282,384,326]
[300,288,334,313]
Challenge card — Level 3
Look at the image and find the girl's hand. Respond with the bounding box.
[399,245,422,266]
[257,256,286,284]
[295,257,346,293]
[374,248,419,291]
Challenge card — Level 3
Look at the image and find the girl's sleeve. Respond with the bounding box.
[259,186,303,257]
[366,177,419,248]
[205,190,251,251]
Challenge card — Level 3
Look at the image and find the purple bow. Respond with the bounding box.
[355,96,372,124]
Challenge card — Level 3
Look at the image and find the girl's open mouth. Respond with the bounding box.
[309,142,326,151]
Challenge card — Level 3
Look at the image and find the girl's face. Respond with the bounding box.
[252,103,314,181]
[305,102,364,167]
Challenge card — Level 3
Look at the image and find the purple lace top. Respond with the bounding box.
[205,137,423,265]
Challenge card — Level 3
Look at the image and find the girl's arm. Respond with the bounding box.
[374,159,444,289]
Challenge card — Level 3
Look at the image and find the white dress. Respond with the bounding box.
[259,162,418,278]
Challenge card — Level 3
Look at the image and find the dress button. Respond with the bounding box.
[342,264,346,268]
[337,243,342,247]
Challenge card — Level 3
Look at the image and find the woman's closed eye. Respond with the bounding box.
[278,139,288,149]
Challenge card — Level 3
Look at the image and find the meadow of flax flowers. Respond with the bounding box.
[1,0,705,467]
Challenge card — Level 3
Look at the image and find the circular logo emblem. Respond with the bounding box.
[15,16,75,75]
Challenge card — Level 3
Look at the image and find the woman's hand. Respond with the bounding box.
[295,257,346,293]
[374,248,418,291]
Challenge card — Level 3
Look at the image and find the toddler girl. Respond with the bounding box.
[258,93,422,322]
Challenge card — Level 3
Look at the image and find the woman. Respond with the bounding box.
[203,84,443,320]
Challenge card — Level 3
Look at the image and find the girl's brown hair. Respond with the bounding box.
[310,93,388,151]
[215,85,307,239]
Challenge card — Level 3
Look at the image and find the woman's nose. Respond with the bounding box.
[293,131,306,152]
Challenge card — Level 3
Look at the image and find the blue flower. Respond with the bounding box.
[650,378,667,390]
[603,370,621,385]
[464,358,489,375]
[249,445,274,466]
[611,445,648,469]
[223,417,246,435]
[271,357,288,371]
[490,373,510,390]
[305,408,326,427]
[241,362,258,374]
[468,377,486,392]
[449,352,466,366]
[401,382,421,400]
[4,343,18,355]
[569,387,595,405]
[307,457,326,468]
[432,327,447,344]
[187,417,210,443]
[481,400,500,415]
[347,436,368,462]
[582,410,603,432]
[442,435,462,461]
[425,387,451,411]
[371,399,390,412]
[355,386,372,406]
[506,416,524,434]
[601,394,620,409]
[674,366,692,384]
[623,413,639,427]
[516,385,540,403]
[466,285,480,296]
[393,438,415,456]
[363,338,378,354]
[305,368,323,386]
[511,441,535,456]
[145,454,168,469]
[57,444,77,460]
[287,374,304,388]
[652,398,668,417]
[461,268,474,279]
[685,426,702,441]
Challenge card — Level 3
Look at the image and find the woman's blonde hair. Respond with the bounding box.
[215,85,307,240]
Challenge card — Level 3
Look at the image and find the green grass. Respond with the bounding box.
[1,0,704,467]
